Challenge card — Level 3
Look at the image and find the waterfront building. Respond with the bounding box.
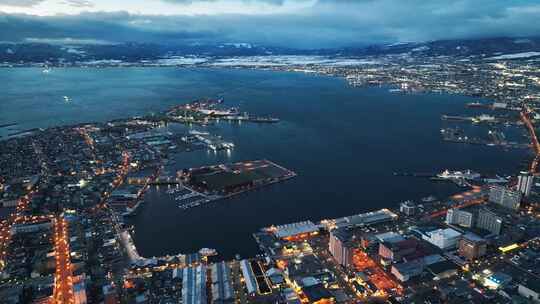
[182,265,207,304]
[211,262,234,304]
[446,208,474,228]
[476,208,503,235]
[334,209,398,229]
[399,201,417,216]
[489,185,521,210]
[272,221,319,239]
[458,233,487,261]
[329,227,355,268]
[517,171,534,197]
[240,260,258,295]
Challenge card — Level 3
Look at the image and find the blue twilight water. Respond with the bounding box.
[0,67,531,259]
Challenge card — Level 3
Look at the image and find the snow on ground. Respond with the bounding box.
[81,59,125,65]
[205,56,380,67]
[156,57,208,65]
[77,55,381,67]
[486,52,540,60]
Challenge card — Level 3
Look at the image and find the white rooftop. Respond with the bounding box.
[429,228,461,238]
[273,221,318,238]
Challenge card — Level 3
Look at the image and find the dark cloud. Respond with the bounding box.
[0,12,218,45]
[1,0,540,48]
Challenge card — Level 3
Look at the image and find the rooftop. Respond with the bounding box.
[335,208,398,228]
[273,221,318,239]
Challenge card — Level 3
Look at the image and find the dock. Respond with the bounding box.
[441,115,472,122]
[441,127,529,148]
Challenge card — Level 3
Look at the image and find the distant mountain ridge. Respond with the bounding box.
[2,36,540,64]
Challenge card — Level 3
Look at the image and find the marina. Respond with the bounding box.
[186,130,235,151]
[394,169,481,187]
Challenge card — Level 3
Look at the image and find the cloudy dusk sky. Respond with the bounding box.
[1,0,540,48]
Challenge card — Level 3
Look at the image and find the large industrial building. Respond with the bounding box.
[271,221,319,239]
[211,262,234,304]
[182,265,207,304]
[334,209,398,228]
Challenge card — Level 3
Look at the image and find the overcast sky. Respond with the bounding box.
[1,0,539,48]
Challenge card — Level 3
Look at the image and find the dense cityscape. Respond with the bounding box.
[1,48,540,304]
[4,1,540,303]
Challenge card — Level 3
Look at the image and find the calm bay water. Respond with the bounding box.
[0,67,530,259]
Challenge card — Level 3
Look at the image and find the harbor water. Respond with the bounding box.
[0,67,530,259]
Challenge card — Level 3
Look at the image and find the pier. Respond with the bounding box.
[440,127,528,148]
[166,99,280,126]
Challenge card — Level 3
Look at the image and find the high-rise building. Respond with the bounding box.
[329,227,355,267]
[446,208,474,228]
[476,208,503,235]
[489,185,522,210]
[517,171,534,197]
[399,201,416,216]
[458,234,487,261]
